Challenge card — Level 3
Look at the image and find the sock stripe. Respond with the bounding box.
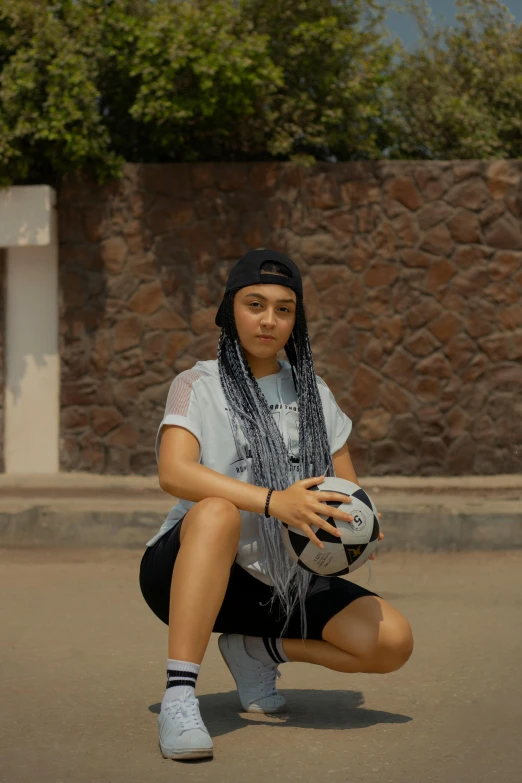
[271,639,286,664]
[262,636,284,664]
[167,670,198,680]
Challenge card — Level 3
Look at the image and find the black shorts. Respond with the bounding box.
[139,515,381,641]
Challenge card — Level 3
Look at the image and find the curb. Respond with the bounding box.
[0,493,520,552]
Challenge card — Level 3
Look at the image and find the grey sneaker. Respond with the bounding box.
[218,633,287,713]
[158,694,213,760]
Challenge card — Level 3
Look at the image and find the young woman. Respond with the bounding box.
[139,249,413,762]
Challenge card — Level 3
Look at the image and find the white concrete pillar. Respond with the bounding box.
[0,186,59,473]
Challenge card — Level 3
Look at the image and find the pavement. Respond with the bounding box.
[0,472,521,551]
[1,546,521,783]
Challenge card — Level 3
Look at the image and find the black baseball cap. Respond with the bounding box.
[215,249,303,327]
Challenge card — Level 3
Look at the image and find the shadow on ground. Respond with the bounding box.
[149,688,412,737]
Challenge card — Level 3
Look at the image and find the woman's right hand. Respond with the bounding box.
[268,475,355,549]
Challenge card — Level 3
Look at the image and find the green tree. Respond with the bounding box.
[2,0,520,186]
[0,0,125,186]
[241,0,396,162]
[128,0,282,161]
[0,0,396,184]
[386,0,522,159]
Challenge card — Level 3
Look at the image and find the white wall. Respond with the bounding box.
[1,186,59,473]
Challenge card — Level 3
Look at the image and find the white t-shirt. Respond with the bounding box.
[146,358,353,585]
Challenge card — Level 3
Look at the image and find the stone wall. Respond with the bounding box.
[58,160,522,476]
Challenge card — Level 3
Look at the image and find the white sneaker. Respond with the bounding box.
[158,694,213,760]
[218,633,287,714]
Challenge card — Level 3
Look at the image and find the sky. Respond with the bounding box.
[384,0,522,49]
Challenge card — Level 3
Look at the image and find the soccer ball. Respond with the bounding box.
[280,477,380,577]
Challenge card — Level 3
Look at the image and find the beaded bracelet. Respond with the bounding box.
[264,488,274,518]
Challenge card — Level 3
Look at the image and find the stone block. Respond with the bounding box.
[106,424,140,448]
[414,376,441,402]
[393,212,419,246]
[114,316,143,352]
[428,312,461,343]
[217,164,249,192]
[350,365,381,408]
[364,338,384,368]
[446,407,469,439]
[447,433,475,473]
[146,199,195,233]
[266,199,290,230]
[385,177,422,210]
[191,163,215,190]
[389,413,422,452]
[486,160,521,199]
[448,210,481,243]
[417,352,452,378]
[446,334,476,371]
[142,331,166,359]
[309,264,350,292]
[300,233,345,264]
[417,202,454,230]
[341,180,380,206]
[426,259,457,292]
[484,216,522,249]
[358,408,392,440]
[112,348,145,378]
[61,407,89,430]
[465,301,498,338]
[406,296,442,329]
[128,281,165,315]
[446,177,490,211]
[404,329,439,357]
[250,163,280,195]
[92,407,124,436]
[319,285,349,320]
[484,280,520,306]
[499,304,522,331]
[479,202,505,227]
[303,172,341,210]
[452,245,489,269]
[488,250,522,281]
[420,224,454,256]
[453,162,483,182]
[148,308,187,330]
[378,381,412,414]
[190,308,220,336]
[461,354,488,382]
[382,348,416,385]
[363,262,399,288]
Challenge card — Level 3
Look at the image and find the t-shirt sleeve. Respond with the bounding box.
[316,375,353,455]
[155,369,204,463]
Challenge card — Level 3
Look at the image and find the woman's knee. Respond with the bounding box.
[370,623,414,673]
[180,497,242,544]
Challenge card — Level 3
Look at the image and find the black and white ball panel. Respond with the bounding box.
[280,477,380,577]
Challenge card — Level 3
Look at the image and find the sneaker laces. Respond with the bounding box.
[257,663,281,697]
[165,697,204,733]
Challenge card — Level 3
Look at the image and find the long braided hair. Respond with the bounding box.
[217,260,336,638]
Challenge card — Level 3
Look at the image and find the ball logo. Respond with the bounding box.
[350,511,367,532]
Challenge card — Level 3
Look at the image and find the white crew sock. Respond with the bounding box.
[243,635,291,666]
[161,659,200,709]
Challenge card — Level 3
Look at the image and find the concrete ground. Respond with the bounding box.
[1,547,521,783]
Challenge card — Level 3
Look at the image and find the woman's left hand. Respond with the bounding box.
[369,512,384,560]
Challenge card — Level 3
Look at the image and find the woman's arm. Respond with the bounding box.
[158,425,269,515]
[332,442,359,484]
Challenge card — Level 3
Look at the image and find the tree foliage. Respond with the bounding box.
[386,0,522,159]
[0,0,520,185]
